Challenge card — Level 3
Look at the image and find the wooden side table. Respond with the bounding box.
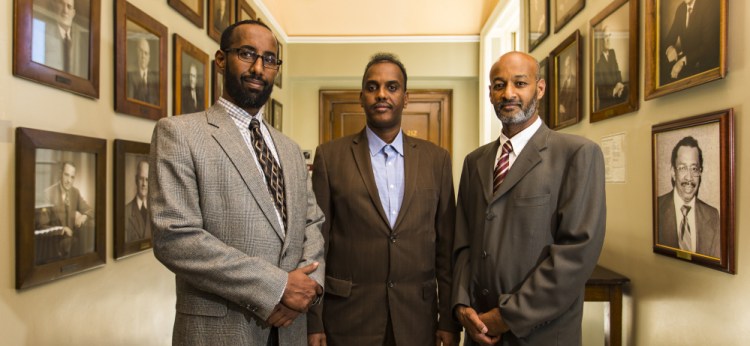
[585,265,630,346]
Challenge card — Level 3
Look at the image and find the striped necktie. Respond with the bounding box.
[493,141,513,193]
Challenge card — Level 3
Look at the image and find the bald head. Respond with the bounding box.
[490,52,541,82]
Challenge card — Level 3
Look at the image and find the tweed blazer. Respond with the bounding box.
[149,103,325,345]
[452,123,606,345]
[307,129,459,345]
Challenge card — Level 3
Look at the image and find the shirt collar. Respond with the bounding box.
[366,126,404,157]
[499,117,542,155]
[672,188,696,209]
[218,97,267,127]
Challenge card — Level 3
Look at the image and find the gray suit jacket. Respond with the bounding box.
[307,130,458,345]
[452,123,606,345]
[149,103,325,345]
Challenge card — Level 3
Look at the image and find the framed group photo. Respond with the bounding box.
[645,0,727,100]
[114,0,168,120]
[113,140,152,259]
[651,109,735,273]
[168,0,204,28]
[15,127,107,289]
[589,0,639,123]
[527,0,549,52]
[554,0,584,33]
[174,34,210,115]
[13,0,101,98]
[208,0,235,43]
[550,29,581,130]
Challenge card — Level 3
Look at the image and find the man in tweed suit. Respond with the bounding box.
[150,20,324,345]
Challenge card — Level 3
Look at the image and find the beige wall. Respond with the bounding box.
[0,0,287,344]
[523,0,749,345]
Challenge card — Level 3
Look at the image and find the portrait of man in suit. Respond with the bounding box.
[127,37,160,105]
[34,161,95,264]
[594,24,627,111]
[180,59,205,114]
[306,53,459,346]
[150,20,324,345]
[557,51,577,123]
[213,0,230,33]
[657,136,720,257]
[453,52,605,345]
[124,159,151,243]
[660,0,720,85]
[31,0,91,78]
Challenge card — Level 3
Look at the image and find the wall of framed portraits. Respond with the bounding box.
[519,0,749,344]
[0,0,288,344]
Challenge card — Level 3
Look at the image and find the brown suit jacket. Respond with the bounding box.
[307,129,458,345]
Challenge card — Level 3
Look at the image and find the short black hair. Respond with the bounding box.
[362,53,408,90]
[219,19,277,54]
[671,136,703,170]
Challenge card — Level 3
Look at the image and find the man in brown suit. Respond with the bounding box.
[307,53,459,345]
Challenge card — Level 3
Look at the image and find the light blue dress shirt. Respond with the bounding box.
[366,127,405,228]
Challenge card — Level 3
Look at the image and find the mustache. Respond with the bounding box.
[372,102,392,109]
[241,74,267,86]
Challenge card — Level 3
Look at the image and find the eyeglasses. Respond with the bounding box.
[224,46,282,70]
[676,164,702,176]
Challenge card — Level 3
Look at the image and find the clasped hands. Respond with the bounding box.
[266,262,323,328]
[455,305,509,346]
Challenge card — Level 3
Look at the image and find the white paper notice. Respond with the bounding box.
[601,133,626,183]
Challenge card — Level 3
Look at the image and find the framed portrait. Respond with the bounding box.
[167,0,204,28]
[15,127,107,289]
[236,0,256,21]
[527,0,549,52]
[113,140,152,259]
[212,59,224,104]
[271,99,283,131]
[554,0,584,33]
[550,29,581,130]
[645,0,726,100]
[174,34,210,116]
[274,41,283,88]
[538,56,550,127]
[13,0,101,98]
[651,109,735,273]
[114,0,168,120]
[589,0,639,123]
[208,0,235,43]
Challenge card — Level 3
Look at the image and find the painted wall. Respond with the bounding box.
[0,0,287,344]
[522,0,749,345]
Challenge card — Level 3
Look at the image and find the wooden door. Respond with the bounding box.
[319,89,452,154]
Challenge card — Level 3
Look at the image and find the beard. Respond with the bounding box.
[494,89,539,126]
[224,67,273,109]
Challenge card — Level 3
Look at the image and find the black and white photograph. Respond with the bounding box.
[550,30,581,130]
[174,34,209,115]
[527,0,548,52]
[554,0,584,33]
[114,140,152,259]
[208,0,234,43]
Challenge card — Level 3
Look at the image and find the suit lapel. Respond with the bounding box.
[393,135,418,231]
[267,125,298,253]
[491,124,548,202]
[206,105,285,240]
[477,141,500,204]
[351,130,391,230]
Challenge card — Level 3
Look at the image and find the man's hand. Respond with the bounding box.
[478,308,509,337]
[75,212,88,228]
[266,303,299,328]
[307,332,327,346]
[666,45,678,62]
[613,82,625,98]
[435,329,459,346]
[455,305,500,345]
[671,57,686,79]
[282,262,321,312]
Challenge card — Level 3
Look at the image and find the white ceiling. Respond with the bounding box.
[259,0,500,39]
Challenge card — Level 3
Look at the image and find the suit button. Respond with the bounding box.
[481,289,489,296]
[481,251,488,259]
[486,213,495,220]
[388,281,395,288]
[389,235,397,243]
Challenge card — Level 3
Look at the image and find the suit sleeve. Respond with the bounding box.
[149,118,288,321]
[307,145,331,334]
[436,150,461,332]
[451,156,473,314]
[498,142,606,337]
[297,149,326,287]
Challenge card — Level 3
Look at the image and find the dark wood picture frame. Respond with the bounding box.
[271,99,283,131]
[527,0,549,52]
[13,0,101,98]
[550,29,582,130]
[554,0,584,33]
[236,0,256,21]
[174,34,210,115]
[645,0,726,100]
[15,127,107,289]
[211,59,224,103]
[651,109,735,273]
[274,41,283,89]
[589,0,639,123]
[114,0,168,120]
[538,56,550,127]
[208,0,235,43]
[113,139,152,259]
[167,0,204,28]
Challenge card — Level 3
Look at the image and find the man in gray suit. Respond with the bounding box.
[452,51,606,345]
[124,160,151,243]
[150,19,324,345]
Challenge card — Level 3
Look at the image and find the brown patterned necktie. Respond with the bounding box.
[679,205,692,251]
[493,141,513,193]
[250,119,287,228]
